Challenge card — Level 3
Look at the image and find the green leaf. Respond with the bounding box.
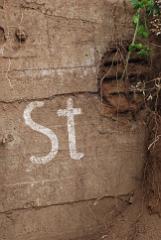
[130,0,144,9]
[132,14,140,24]
[129,0,153,59]
[137,24,149,38]
[145,0,155,14]
[136,43,144,49]
[129,44,136,52]
[129,43,143,52]
[129,42,150,58]
[138,46,150,57]
[130,0,139,8]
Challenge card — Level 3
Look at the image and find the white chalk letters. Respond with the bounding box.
[23,98,84,164]
[23,101,59,165]
[57,98,84,160]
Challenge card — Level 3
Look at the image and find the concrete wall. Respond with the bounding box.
[0,1,145,239]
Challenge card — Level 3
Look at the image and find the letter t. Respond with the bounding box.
[57,98,84,160]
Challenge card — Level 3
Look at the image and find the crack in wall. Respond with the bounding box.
[0,194,130,215]
[20,1,99,25]
[0,91,98,104]
[6,65,96,73]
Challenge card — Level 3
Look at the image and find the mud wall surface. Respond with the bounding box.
[0,1,146,239]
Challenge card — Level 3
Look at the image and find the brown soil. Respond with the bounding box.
[95,40,161,240]
[74,194,161,240]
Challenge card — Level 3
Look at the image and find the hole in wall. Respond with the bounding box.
[0,26,6,44]
[98,41,151,115]
[15,27,28,43]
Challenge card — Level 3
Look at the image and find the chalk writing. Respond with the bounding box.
[23,101,59,165]
[57,98,84,160]
[23,98,84,164]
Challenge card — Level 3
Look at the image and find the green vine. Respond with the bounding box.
[122,0,160,81]
[129,0,160,57]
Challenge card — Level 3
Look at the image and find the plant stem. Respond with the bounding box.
[121,9,141,82]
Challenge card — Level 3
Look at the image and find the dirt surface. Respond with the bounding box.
[73,194,161,240]
[0,0,161,239]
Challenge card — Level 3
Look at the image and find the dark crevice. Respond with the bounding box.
[109,92,126,97]
[103,60,121,67]
[128,74,148,83]
[109,48,118,53]
[101,74,123,82]
[0,26,6,44]
[98,43,151,115]
[128,58,149,65]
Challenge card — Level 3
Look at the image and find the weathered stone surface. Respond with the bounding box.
[94,1,134,62]
[0,0,135,101]
[48,18,95,68]
[0,196,129,240]
[0,0,4,8]
[2,9,48,58]
[0,95,145,212]
[0,6,97,100]
[0,1,147,239]
[21,0,107,23]
[0,66,97,101]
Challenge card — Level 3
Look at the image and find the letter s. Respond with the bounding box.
[23,101,59,165]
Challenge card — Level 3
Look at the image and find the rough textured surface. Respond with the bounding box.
[0,195,133,240]
[0,0,148,239]
[98,44,151,114]
[0,94,145,213]
[0,0,133,101]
